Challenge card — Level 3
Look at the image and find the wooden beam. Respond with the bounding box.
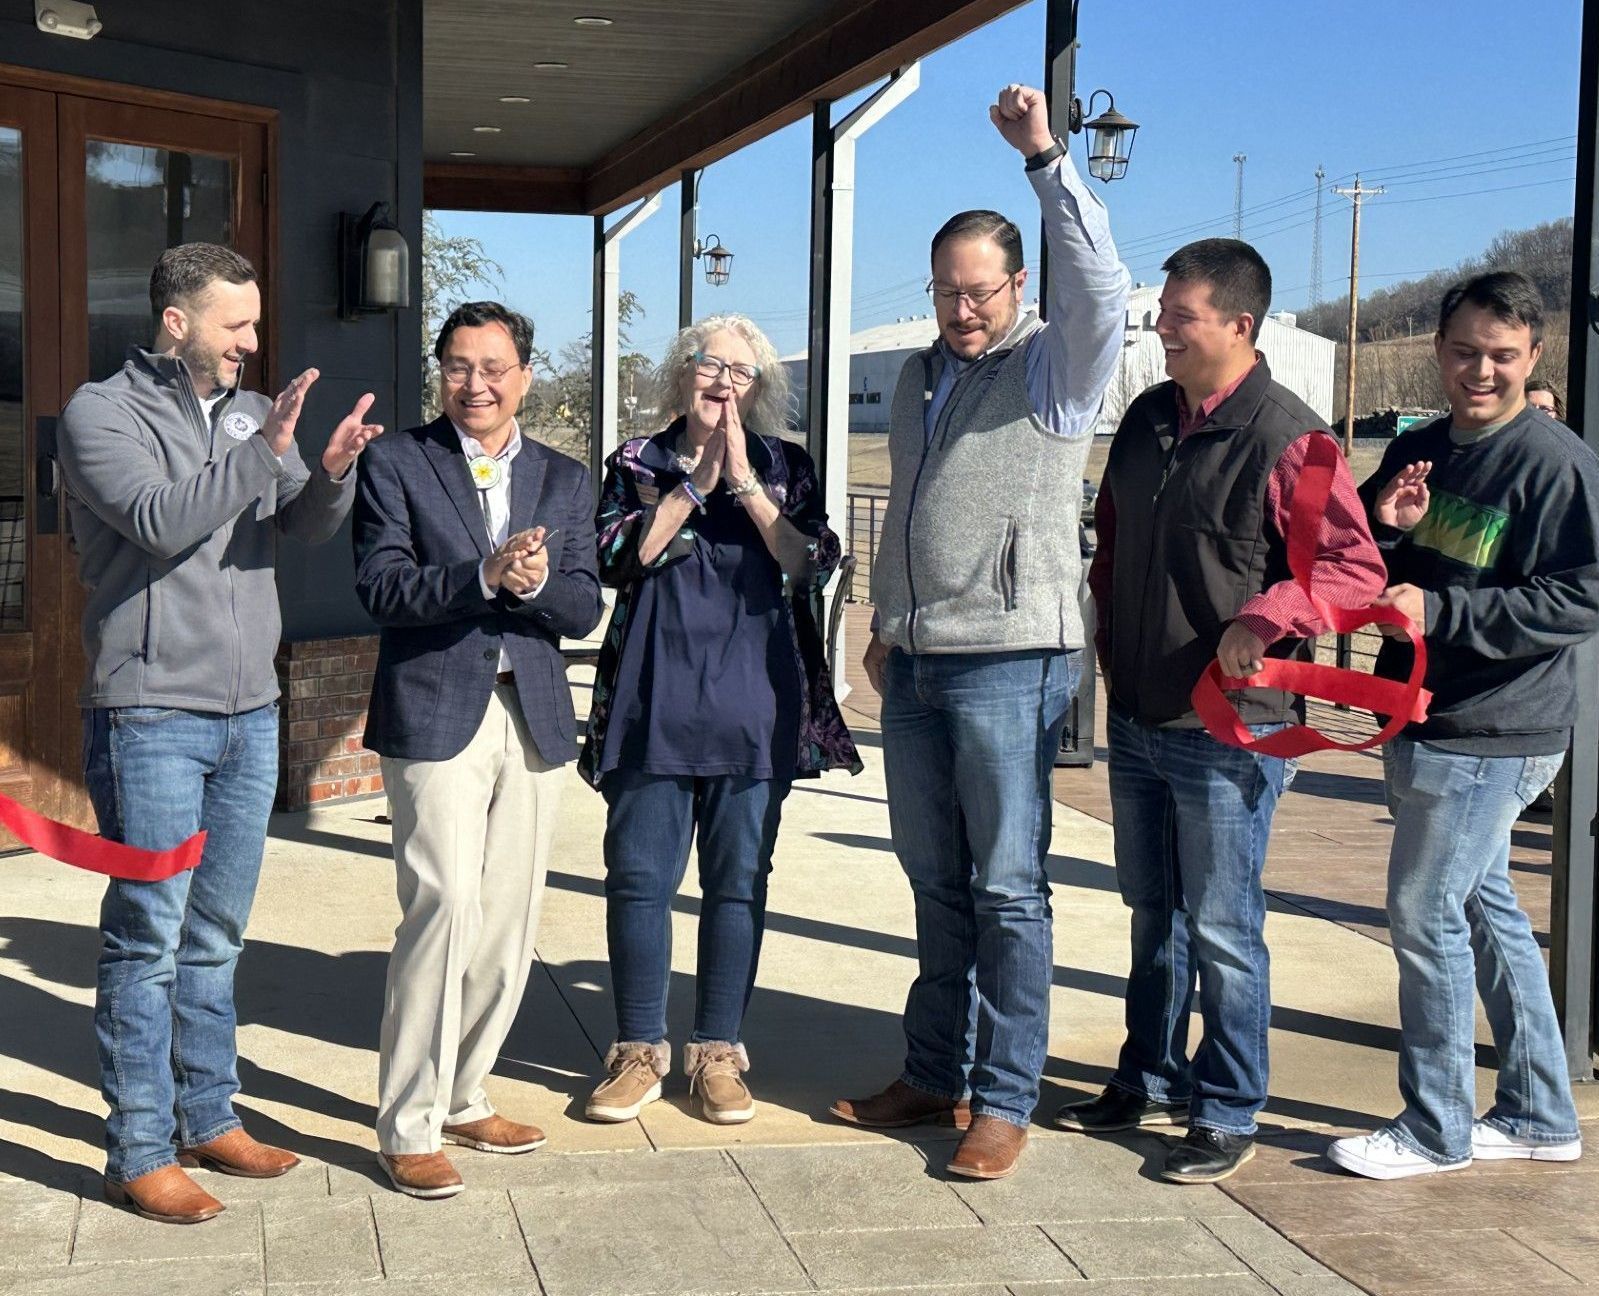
[583,0,1025,214]
[423,163,585,214]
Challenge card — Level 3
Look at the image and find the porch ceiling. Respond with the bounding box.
[423,0,1024,215]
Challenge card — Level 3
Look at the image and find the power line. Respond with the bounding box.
[1113,137,1577,258]
[1359,134,1577,182]
[1381,173,1577,205]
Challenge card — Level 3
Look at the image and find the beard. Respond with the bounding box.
[176,335,239,394]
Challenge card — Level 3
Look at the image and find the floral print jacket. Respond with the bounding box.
[577,420,862,788]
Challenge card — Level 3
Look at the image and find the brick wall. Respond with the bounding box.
[275,636,382,811]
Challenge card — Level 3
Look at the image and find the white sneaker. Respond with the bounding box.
[1471,1120,1582,1162]
[1327,1128,1471,1180]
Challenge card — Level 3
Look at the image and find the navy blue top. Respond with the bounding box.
[596,468,802,780]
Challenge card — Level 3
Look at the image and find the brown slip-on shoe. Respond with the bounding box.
[104,1165,224,1224]
[442,1113,547,1154]
[177,1127,300,1179]
[830,1079,972,1131]
[378,1151,464,1200]
[947,1115,1028,1180]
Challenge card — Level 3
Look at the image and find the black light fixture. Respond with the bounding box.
[1071,90,1139,184]
[693,233,734,286]
[338,201,411,320]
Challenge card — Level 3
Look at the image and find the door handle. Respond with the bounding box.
[35,415,60,535]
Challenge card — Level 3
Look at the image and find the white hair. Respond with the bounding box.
[653,313,793,436]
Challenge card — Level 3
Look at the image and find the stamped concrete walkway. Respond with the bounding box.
[0,614,1592,1295]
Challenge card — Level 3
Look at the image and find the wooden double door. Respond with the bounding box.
[0,70,270,839]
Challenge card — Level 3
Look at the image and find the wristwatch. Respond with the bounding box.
[1024,137,1067,172]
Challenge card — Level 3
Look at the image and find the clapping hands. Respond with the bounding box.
[485,526,554,596]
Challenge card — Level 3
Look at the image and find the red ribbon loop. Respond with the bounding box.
[0,792,205,882]
[1190,431,1430,758]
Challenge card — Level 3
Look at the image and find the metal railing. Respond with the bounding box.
[844,490,888,601]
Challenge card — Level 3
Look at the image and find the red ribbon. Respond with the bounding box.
[1190,431,1431,758]
[0,793,205,882]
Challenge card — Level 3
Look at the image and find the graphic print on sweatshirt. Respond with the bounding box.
[1409,489,1510,571]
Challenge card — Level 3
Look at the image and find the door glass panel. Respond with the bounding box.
[0,128,26,631]
[84,143,232,383]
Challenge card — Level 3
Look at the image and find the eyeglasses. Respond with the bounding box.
[691,352,760,387]
[925,276,1017,308]
[440,359,527,384]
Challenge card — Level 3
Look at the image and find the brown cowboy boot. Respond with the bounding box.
[104,1165,224,1224]
[831,1079,972,1130]
[177,1127,300,1178]
[947,1115,1029,1180]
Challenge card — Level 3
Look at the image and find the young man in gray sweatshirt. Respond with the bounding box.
[830,83,1130,1180]
[59,243,382,1225]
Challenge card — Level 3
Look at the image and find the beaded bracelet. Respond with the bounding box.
[679,480,707,513]
[729,472,761,498]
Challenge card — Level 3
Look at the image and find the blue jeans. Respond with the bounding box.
[1383,737,1578,1163]
[1106,707,1289,1135]
[601,769,790,1045]
[84,703,279,1183]
[880,647,1080,1128]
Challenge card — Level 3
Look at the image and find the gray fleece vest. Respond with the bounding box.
[871,319,1089,654]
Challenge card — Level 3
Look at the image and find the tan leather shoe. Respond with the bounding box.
[378,1151,464,1200]
[442,1113,547,1154]
[177,1127,300,1178]
[104,1165,224,1224]
[830,1079,972,1130]
[947,1115,1028,1180]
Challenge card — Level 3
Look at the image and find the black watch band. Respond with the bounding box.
[1024,137,1067,172]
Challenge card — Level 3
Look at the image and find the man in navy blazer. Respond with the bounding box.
[354,301,602,1199]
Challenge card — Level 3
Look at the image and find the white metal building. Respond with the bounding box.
[783,284,1337,434]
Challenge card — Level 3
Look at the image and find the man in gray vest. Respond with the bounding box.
[829,83,1130,1180]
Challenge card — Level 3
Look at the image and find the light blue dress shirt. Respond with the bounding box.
[925,152,1131,440]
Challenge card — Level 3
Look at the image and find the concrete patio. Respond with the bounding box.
[0,636,1594,1296]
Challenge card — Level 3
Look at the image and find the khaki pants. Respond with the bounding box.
[376,683,563,1154]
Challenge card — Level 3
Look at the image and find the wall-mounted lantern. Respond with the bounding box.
[692,233,733,287]
[338,201,411,320]
[1079,91,1139,183]
[35,0,101,39]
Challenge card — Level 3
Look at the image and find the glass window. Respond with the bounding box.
[0,128,26,630]
[84,143,233,382]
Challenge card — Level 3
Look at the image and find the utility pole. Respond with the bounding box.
[1232,153,1247,238]
[1310,164,1326,307]
[1333,174,1384,454]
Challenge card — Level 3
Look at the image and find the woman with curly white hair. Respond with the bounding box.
[578,313,860,1125]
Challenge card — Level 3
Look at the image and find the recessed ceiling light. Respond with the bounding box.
[498,95,531,104]
[450,151,476,158]
[534,61,568,69]
[471,125,502,133]
[573,15,613,25]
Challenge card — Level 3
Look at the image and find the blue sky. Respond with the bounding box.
[431,0,1585,367]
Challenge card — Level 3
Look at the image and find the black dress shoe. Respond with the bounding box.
[1160,1127,1256,1183]
[1053,1087,1189,1132]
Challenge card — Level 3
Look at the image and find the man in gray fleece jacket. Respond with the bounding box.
[58,243,383,1225]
